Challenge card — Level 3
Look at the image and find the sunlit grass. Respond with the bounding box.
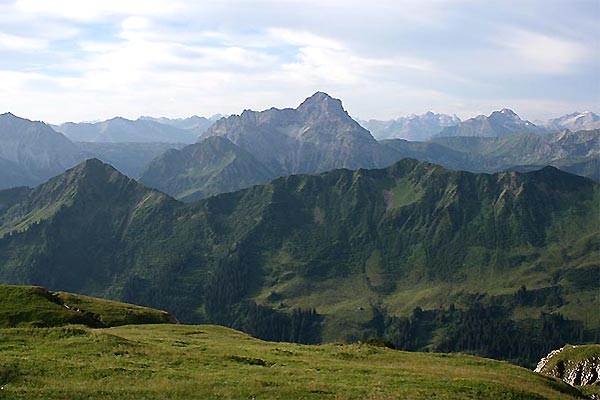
[0,324,585,399]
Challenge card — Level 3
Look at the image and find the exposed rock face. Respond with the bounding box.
[535,345,600,387]
[201,92,398,176]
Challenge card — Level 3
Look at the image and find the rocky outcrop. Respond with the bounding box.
[535,345,600,387]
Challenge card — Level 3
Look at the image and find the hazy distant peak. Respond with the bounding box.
[498,108,517,115]
[490,109,521,121]
[437,108,545,138]
[107,116,128,122]
[360,112,461,141]
[545,111,600,132]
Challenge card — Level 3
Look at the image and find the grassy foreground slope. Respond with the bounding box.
[0,324,585,400]
[0,285,175,328]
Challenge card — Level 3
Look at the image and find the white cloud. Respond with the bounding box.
[14,0,182,20]
[0,1,597,122]
[497,28,589,74]
[272,28,435,85]
[0,32,47,50]
[121,16,151,32]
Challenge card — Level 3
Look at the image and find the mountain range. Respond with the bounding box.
[139,114,223,135]
[0,157,597,366]
[139,92,399,200]
[53,117,199,144]
[363,110,600,140]
[382,129,600,181]
[1,95,599,201]
[139,94,599,201]
[436,108,547,137]
[359,112,461,141]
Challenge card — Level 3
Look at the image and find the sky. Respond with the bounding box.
[0,0,598,123]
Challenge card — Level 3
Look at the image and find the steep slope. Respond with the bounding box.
[0,324,584,399]
[0,159,597,366]
[360,112,460,140]
[56,117,197,143]
[545,111,600,132]
[0,284,175,328]
[201,92,398,175]
[438,109,546,137]
[0,113,82,189]
[0,159,180,296]
[140,136,276,201]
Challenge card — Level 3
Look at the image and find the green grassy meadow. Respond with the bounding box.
[0,324,585,400]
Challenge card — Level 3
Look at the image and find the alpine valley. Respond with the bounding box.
[0,93,598,375]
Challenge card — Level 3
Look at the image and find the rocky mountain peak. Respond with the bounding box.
[297,92,347,118]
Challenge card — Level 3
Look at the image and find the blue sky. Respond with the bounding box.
[0,0,598,123]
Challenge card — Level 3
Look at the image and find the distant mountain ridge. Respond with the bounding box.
[76,142,187,178]
[1,101,598,197]
[437,109,546,137]
[360,112,461,141]
[139,114,222,136]
[383,129,600,181]
[55,117,198,144]
[544,111,600,132]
